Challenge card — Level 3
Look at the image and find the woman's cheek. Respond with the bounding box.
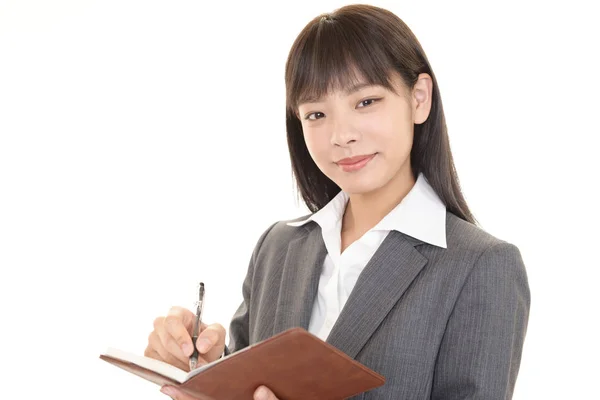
[304,131,329,160]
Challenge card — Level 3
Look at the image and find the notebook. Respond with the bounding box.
[100,327,385,400]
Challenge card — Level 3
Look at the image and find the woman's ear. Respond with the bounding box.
[412,73,433,125]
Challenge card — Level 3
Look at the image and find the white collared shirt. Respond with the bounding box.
[286,172,447,341]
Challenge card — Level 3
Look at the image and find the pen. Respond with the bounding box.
[189,282,205,370]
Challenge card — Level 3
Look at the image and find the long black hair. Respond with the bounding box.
[284,4,477,225]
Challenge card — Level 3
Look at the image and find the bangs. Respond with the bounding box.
[286,15,399,110]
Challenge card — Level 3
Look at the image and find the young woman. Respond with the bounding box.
[146,4,530,399]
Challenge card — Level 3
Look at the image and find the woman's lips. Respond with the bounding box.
[336,153,377,172]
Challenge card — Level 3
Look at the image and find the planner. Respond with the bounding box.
[100,327,385,400]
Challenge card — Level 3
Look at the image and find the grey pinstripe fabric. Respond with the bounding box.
[225,211,530,399]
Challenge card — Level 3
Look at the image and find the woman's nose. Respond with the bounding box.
[330,117,359,146]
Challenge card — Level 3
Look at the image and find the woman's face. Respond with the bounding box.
[297,72,432,196]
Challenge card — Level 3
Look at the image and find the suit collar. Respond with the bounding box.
[273,225,428,359]
[286,173,447,249]
[325,230,427,358]
[272,225,327,335]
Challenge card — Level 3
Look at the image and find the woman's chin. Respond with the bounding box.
[337,178,385,196]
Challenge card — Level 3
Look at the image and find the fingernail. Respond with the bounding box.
[181,343,192,356]
[255,386,268,400]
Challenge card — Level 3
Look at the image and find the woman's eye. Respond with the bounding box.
[357,98,380,108]
[305,112,325,120]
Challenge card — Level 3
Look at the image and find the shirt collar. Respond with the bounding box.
[286,172,447,248]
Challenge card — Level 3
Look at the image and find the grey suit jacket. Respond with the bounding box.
[224,211,530,399]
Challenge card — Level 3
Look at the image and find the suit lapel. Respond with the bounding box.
[326,231,428,358]
[272,223,327,335]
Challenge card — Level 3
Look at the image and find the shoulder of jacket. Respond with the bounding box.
[445,212,518,254]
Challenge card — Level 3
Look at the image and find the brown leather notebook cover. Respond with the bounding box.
[100,327,385,400]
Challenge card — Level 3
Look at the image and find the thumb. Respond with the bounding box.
[254,385,279,400]
[195,323,226,362]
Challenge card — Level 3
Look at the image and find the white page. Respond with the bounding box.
[102,346,249,383]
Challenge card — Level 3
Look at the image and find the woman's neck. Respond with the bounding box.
[342,167,416,238]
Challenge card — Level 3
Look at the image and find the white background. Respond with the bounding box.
[1,0,599,399]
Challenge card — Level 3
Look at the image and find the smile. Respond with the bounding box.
[336,153,377,172]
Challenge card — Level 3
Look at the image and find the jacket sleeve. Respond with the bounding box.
[223,222,278,355]
[431,242,531,400]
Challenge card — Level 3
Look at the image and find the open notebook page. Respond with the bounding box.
[102,347,232,383]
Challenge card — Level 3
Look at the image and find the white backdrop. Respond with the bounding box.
[1,0,599,399]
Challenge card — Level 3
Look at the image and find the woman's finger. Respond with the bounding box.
[254,385,279,400]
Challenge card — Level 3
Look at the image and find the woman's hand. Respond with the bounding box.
[252,386,280,400]
[160,385,280,400]
[144,306,226,371]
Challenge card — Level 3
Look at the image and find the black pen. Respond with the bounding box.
[189,282,205,370]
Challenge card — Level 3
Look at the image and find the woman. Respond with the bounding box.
[147,4,530,399]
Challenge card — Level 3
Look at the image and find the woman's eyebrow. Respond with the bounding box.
[298,82,377,106]
[343,82,377,95]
